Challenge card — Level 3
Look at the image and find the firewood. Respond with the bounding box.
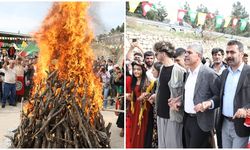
[11,70,111,148]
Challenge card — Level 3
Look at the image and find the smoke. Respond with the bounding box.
[88,2,108,36]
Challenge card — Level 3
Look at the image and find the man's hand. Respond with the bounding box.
[3,62,8,70]
[148,94,156,103]
[194,100,212,112]
[202,100,212,110]
[233,108,247,119]
[168,96,181,111]
[247,109,250,118]
[194,103,204,112]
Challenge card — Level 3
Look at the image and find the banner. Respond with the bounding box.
[16,76,25,96]
[142,1,152,16]
[224,17,231,28]
[240,19,248,31]
[215,15,223,28]
[128,1,140,13]
[188,10,197,23]
[197,12,207,25]
[177,9,187,22]
[232,18,238,27]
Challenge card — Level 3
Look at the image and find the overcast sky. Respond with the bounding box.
[0,1,125,35]
[1,0,249,35]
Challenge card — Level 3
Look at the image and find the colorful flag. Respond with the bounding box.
[197,12,207,26]
[224,17,231,28]
[151,4,157,11]
[215,15,224,28]
[232,18,238,27]
[188,10,197,23]
[19,50,28,57]
[129,1,140,13]
[21,41,28,48]
[142,1,152,16]
[240,19,248,31]
[177,9,187,22]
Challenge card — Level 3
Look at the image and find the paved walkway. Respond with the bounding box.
[0,102,124,148]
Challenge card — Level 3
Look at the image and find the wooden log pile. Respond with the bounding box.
[9,70,111,148]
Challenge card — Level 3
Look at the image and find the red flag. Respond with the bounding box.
[207,13,215,19]
[142,1,152,16]
[177,9,187,22]
[232,18,238,27]
[16,76,25,96]
[19,51,28,57]
[0,42,3,48]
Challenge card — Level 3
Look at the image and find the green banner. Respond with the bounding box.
[215,15,223,28]
[240,19,248,31]
[188,10,197,23]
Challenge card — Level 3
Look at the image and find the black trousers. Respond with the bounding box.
[183,113,211,148]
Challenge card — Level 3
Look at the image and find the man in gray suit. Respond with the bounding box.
[183,43,220,148]
[219,40,250,148]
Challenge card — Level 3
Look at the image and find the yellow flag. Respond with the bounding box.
[129,1,140,13]
[197,12,207,26]
[224,17,231,28]
[21,41,28,48]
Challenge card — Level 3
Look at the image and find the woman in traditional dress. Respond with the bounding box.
[126,60,154,148]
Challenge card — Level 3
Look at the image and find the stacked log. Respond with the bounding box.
[9,70,111,148]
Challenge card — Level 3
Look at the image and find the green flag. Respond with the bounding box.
[240,19,248,31]
[215,15,223,28]
[188,10,197,23]
[151,4,157,11]
[23,42,39,55]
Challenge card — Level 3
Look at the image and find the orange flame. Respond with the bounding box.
[24,2,102,124]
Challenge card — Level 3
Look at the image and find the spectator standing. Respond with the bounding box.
[0,59,17,108]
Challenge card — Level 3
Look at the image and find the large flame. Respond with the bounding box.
[24,2,102,124]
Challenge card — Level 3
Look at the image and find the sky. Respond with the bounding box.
[1,0,249,35]
[160,0,250,21]
[0,1,125,35]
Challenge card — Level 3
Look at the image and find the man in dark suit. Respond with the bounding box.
[183,43,220,148]
[219,40,250,148]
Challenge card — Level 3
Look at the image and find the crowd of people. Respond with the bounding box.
[125,39,250,148]
[94,56,125,137]
[0,48,36,108]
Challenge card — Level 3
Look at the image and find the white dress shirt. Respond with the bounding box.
[0,66,17,84]
[184,63,202,114]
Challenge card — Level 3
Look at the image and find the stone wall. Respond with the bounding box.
[98,33,124,46]
[125,29,250,59]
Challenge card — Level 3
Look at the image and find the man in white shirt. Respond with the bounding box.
[0,59,17,108]
[183,43,220,148]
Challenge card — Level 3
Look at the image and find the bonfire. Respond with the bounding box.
[9,2,111,148]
